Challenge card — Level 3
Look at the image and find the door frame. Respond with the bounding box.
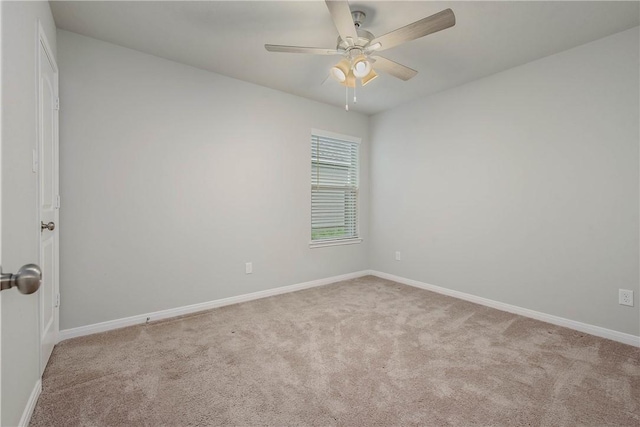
[36,20,59,375]
[0,3,4,422]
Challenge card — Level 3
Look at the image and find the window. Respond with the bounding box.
[310,130,361,248]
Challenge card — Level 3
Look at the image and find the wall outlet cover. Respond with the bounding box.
[619,289,633,307]
[245,262,253,274]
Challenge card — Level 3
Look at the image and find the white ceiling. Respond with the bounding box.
[50,1,639,115]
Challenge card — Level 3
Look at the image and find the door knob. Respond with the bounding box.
[41,221,55,231]
[0,264,42,294]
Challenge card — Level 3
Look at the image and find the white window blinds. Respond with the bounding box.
[311,133,359,242]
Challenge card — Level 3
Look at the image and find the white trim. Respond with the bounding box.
[369,271,640,347]
[309,238,363,248]
[59,270,370,342]
[311,128,361,144]
[37,21,57,73]
[18,379,41,427]
[59,269,639,347]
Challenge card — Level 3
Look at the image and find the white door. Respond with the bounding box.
[38,29,59,374]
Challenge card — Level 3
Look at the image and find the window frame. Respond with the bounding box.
[309,129,362,249]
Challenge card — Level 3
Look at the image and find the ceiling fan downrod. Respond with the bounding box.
[351,10,366,28]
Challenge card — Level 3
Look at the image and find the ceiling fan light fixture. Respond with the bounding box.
[352,55,371,78]
[361,69,378,86]
[330,58,350,82]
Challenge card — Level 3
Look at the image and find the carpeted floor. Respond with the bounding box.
[31,276,639,426]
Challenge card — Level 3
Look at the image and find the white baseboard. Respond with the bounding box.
[19,379,41,427]
[59,269,639,347]
[369,270,640,348]
[59,270,370,342]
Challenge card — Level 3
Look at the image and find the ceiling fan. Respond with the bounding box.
[265,1,455,92]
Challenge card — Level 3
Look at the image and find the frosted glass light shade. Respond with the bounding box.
[340,69,356,88]
[352,55,371,78]
[330,59,350,83]
[361,69,378,86]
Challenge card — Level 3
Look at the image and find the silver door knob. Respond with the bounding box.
[41,221,55,231]
[0,264,42,294]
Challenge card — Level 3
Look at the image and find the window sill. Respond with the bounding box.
[309,238,363,249]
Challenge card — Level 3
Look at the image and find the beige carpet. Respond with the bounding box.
[31,276,639,426]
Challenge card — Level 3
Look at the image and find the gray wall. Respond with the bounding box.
[57,31,370,330]
[369,27,640,336]
[1,2,57,425]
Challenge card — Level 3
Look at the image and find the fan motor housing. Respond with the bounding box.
[336,28,375,51]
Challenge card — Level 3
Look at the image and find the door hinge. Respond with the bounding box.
[56,293,60,307]
[55,195,61,209]
[54,97,60,111]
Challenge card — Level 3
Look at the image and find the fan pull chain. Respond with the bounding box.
[345,85,349,111]
[354,82,357,103]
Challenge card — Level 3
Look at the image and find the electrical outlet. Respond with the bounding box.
[395,251,401,261]
[245,262,253,274]
[619,289,633,307]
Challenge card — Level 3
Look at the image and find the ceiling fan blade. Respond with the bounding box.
[371,8,455,51]
[264,44,342,55]
[371,55,417,81]
[325,0,358,45]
